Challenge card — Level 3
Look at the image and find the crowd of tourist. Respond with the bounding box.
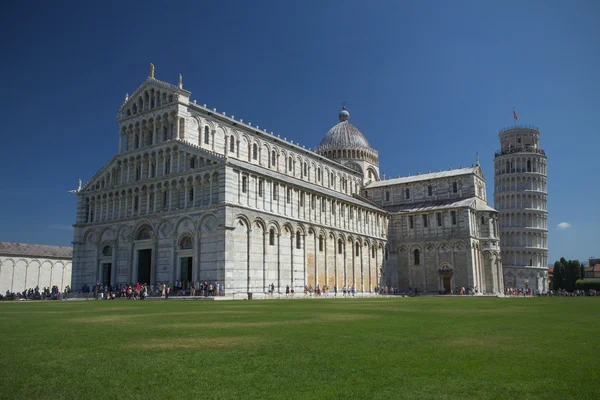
[81,280,226,300]
[1,285,71,301]
[504,287,600,297]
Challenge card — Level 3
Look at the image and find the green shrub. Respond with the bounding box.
[575,280,600,291]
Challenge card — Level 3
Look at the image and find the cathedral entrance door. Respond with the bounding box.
[439,265,453,294]
[180,257,192,282]
[137,249,152,284]
[443,276,451,293]
[101,263,112,285]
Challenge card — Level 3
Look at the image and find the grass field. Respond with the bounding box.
[0,297,598,400]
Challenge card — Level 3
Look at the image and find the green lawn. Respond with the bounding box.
[0,297,598,400]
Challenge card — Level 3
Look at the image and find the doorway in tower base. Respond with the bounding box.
[180,257,192,282]
[137,249,152,284]
[101,263,112,285]
[439,265,453,294]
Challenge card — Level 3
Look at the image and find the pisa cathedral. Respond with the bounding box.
[71,68,505,297]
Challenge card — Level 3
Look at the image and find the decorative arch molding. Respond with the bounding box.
[252,218,267,232]
[267,220,282,235]
[174,215,195,234]
[176,231,195,249]
[132,219,155,236]
[84,229,97,246]
[234,214,252,231]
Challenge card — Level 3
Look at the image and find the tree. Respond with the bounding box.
[551,258,583,291]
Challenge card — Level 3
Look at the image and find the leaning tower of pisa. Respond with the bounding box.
[494,125,548,292]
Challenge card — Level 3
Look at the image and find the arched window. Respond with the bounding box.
[252,144,258,160]
[319,236,323,252]
[386,191,390,201]
[190,157,195,169]
[413,249,420,265]
[317,168,321,181]
[481,216,485,225]
[428,185,433,196]
[338,239,343,254]
[136,227,151,240]
[372,246,375,258]
[527,160,531,172]
[230,135,235,152]
[405,188,410,199]
[296,231,301,249]
[303,163,308,176]
[134,135,140,149]
[271,151,276,167]
[269,229,275,246]
[204,126,210,144]
[188,188,193,202]
[355,242,360,256]
[102,245,112,257]
[453,182,458,193]
[288,157,293,171]
[180,236,193,249]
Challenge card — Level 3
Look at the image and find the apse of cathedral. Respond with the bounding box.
[71,67,505,296]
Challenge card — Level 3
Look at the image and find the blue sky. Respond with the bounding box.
[0,0,598,264]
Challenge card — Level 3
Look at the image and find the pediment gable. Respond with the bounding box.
[117,77,191,117]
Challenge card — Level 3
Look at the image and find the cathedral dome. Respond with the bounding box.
[317,106,371,151]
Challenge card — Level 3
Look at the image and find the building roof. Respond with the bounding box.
[365,166,479,189]
[316,107,371,151]
[585,264,600,273]
[382,196,495,214]
[0,242,73,259]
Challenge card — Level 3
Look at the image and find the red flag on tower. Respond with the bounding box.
[513,109,518,121]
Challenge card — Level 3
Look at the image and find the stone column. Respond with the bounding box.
[128,239,134,283]
[153,188,158,213]
[145,189,150,214]
[111,240,118,285]
[194,231,201,282]
[152,118,158,145]
[277,233,281,293]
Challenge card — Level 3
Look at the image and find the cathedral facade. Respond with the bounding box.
[71,69,503,296]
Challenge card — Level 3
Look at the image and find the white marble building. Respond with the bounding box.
[0,242,72,294]
[71,67,503,296]
[494,125,549,292]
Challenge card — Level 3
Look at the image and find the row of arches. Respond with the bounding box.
[120,111,185,153]
[231,215,386,294]
[498,212,547,229]
[499,231,548,249]
[0,257,71,294]
[82,172,220,224]
[495,154,546,176]
[494,175,547,193]
[501,251,548,269]
[86,144,220,193]
[494,193,548,211]
[235,172,387,239]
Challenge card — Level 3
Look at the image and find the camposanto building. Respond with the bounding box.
[71,67,503,296]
